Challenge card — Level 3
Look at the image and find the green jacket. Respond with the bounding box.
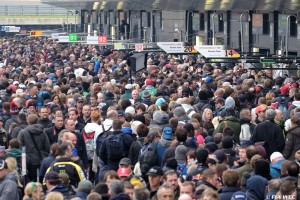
[120,90,132,100]
[213,116,241,144]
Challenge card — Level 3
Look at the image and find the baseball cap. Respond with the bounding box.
[76,97,84,103]
[270,152,283,162]
[125,84,133,90]
[162,126,173,140]
[255,105,267,114]
[45,171,60,181]
[119,158,132,166]
[146,166,163,176]
[117,167,130,177]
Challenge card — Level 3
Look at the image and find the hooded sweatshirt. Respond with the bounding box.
[156,138,172,167]
[0,172,19,200]
[246,175,268,200]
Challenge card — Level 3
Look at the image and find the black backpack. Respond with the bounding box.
[139,142,158,175]
[96,124,112,157]
[105,133,126,161]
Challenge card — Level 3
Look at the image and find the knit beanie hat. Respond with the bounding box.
[10,101,20,116]
[155,98,166,107]
[153,110,169,124]
[175,145,188,163]
[173,106,186,117]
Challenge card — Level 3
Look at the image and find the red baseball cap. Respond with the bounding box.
[255,105,267,114]
[145,79,154,86]
[117,167,130,177]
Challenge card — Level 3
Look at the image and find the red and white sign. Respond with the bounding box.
[98,36,107,44]
[135,43,144,52]
[86,36,108,44]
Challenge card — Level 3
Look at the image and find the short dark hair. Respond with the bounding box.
[112,120,122,131]
[287,161,299,177]
[175,128,187,142]
[9,138,20,149]
[57,142,71,156]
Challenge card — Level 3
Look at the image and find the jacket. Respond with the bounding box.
[11,122,28,139]
[283,126,300,160]
[128,137,144,166]
[39,154,56,180]
[156,138,172,167]
[46,157,86,187]
[219,186,241,200]
[0,172,19,200]
[270,159,284,178]
[110,193,131,200]
[99,130,133,171]
[120,90,132,100]
[38,118,52,129]
[251,120,285,159]
[44,125,65,145]
[214,116,241,145]
[17,124,50,165]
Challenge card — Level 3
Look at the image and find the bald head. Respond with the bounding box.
[179,194,193,200]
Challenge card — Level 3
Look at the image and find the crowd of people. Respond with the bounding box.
[0,36,299,200]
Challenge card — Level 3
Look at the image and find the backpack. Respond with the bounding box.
[105,133,126,161]
[83,131,96,160]
[96,124,112,157]
[139,142,158,175]
[240,123,252,143]
[278,97,289,114]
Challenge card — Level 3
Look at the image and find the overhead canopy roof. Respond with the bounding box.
[41,0,300,11]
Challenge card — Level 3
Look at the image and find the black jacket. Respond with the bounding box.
[283,126,300,160]
[10,120,25,138]
[44,125,65,145]
[251,120,285,158]
[128,137,144,166]
[17,124,50,165]
[38,118,52,129]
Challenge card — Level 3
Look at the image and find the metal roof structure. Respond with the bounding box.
[41,0,300,11]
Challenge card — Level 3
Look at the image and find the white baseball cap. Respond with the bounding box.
[270,152,283,162]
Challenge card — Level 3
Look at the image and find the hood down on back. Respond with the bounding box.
[26,124,44,135]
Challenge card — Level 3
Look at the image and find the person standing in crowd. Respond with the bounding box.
[18,114,50,181]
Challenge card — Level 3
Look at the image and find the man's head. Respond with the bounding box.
[147,166,164,190]
[265,109,276,120]
[65,118,76,132]
[112,120,122,131]
[45,171,62,190]
[39,106,49,120]
[54,115,64,129]
[275,109,283,122]
[78,180,93,195]
[57,142,73,157]
[164,170,179,190]
[180,181,194,198]
[238,146,247,162]
[270,152,284,164]
[108,180,124,197]
[202,169,219,188]
[222,170,239,187]
[157,183,174,200]
[27,114,39,125]
[68,108,78,121]
[82,105,91,118]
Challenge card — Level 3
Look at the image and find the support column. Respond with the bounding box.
[225,11,231,47]
[186,11,193,44]
[248,11,253,53]
[205,11,212,45]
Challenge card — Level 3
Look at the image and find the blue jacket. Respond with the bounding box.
[219,186,241,200]
[156,140,171,167]
[40,154,56,179]
[94,61,101,73]
[270,159,284,178]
